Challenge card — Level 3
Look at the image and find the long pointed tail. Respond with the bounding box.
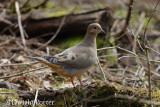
[25,56,62,69]
[25,56,45,62]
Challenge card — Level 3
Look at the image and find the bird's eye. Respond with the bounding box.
[94,26,97,29]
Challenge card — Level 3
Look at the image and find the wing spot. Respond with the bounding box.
[63,56,67,59]
[58,54,64,57]
[72,56,75,60]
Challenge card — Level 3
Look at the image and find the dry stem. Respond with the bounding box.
[0,66,48,79]
[143,0,160,103]
[15,1,26,49]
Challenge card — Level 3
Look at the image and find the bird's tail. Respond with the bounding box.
[25,56,62,69]
[25,56,45,61]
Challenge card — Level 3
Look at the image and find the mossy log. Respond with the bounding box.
[0,8,107,38]
[1,82,160,106]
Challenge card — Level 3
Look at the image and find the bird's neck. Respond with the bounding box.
[80,32,97,48]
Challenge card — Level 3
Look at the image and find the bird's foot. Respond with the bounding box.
[78,78,87,86]
[80,83,87,86]
[70,78,75,87]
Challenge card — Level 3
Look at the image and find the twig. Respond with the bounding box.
[98,54,120,58]
[38,16,66,49]
[115,0,134,37]
[143,0,160,103]
[134,12,145,52]
[46,46,50,56]
[35,32,55,38]
[0,9,12,25]
[97,59,107,82]
[125,0,134,30]
[97,46,137,56]
[15,1,26,49]
[63,96,67,107]
[139,57,160,64]
[0,54,16,65]
[130,29,145,52]
[97,46,160,64]
[20,0,31,9]
[146,46,160,55]
[0,92,15,94]
[0,23,16,35]
[33,89,39,107]
[146,49,152,102]
[117,55,135,61]
[0,38,15,46]
[15,40,44,56]
[114,0,137,52]
[0,66,48,79]
[143,0,160,46]
[0,61,38,67]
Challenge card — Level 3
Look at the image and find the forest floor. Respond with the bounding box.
[0,0,160,106]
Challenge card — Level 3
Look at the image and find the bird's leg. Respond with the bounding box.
[70,77,75,87]
[78,77,86,86]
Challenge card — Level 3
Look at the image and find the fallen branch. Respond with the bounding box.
[0,8,106,37]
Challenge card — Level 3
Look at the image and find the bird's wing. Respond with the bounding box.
[44,46,97,68]
[27,45,96,69]
[26,47,78,69]
[43,49,77,66]
[26,56,62,69]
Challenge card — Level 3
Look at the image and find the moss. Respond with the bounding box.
[48,10,69,17]
[95,1,106,8]
[73,7,82,12]
[115,9,127,18]
[152,89,160,102]
[1,82,159,106]
[46,1,56,9]
[0,94,7,102]
[53,82,144,106]
[56,35,83,49]
[54,35,106,49]
[144,18,156,29]
[96,37,104,48]
[0,88,19,104]
[103,37,117,63]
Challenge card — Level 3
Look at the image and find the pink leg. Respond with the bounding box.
[70,78,75,87]
[78,77,86,86]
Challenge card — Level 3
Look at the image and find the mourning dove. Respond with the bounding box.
[27,23,106,87]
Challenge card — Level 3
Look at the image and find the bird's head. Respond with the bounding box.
[87,23,106,35]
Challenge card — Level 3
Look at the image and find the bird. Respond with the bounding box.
[27,23,106,87]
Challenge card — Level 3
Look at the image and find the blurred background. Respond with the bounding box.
[0,0,160,106]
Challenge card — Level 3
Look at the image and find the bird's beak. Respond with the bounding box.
[101,29,106,34]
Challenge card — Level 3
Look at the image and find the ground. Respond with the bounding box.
[0,0,160,106]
